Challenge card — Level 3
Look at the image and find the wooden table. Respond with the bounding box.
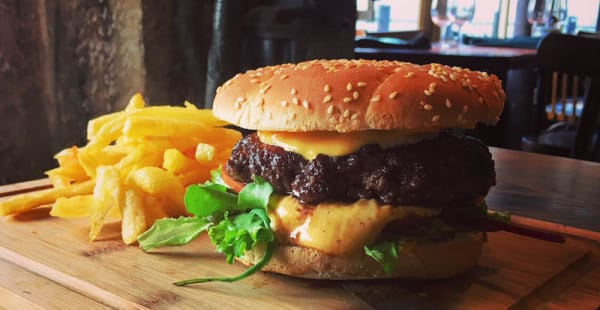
[355,45,538,149]
[1,149,599,309]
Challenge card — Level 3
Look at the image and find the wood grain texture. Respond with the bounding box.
[0,259,109,310]
[0,0,56,184]
[488,148,600,232]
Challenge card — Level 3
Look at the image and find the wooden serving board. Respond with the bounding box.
[1,180,600,309]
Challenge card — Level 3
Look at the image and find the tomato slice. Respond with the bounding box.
[221,169,246,193]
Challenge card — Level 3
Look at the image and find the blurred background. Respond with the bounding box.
[1,0,599,185]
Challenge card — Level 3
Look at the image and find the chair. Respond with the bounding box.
[521,33,600,161]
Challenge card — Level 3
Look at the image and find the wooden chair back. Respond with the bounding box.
[530,32,600,160]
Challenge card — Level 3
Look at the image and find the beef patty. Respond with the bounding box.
[226,131,496,208]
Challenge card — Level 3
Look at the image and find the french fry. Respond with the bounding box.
[0,180,94,216]
[87,93,146,140]
[51,195,94,218]
[3,93,241,245]
[176,167,212,187]
[122,116,213,138]
[163,148,201,174]
[122,188,147,244]
[125,92,146,111]
[141,194,170,227]
[48,174,72,188]
[129,167,186,216]
[114,144,164,180]
[195,143,216,162]
[51,195,121,219]
[90,166,122,240]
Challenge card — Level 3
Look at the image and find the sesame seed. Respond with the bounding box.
[343,97,352,103]
[446,99,452,108]
[327,105,334,115]
[440,75,448,82]
[216,86,222,93]
[370,95,381,103]
[302,100,310,109]
[432,115,440,122]
[353,91,359,100]
[346,83,353,91]
[424,104,433,111]
[389,91,398,99]
[429,82,436,91]
[404,72,415,78]
[234,101,241,109]
[357,82,367,87]
[351,113,359,120]
[259,84,271,94]
[224,80,233,86]
[343,109,350,118]
[236,96,245,103]
[424,90,432,96]
[292,97,299,105]
[280,74,289,80]
[250,79,259,84]
[291,88,297,95]
[329,117,337,123]
[280,100,288,107]
[323,94,332,103]
[419,100,426,106]
[324,84,331,92]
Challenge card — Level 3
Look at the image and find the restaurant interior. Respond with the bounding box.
[1,0,599,186]
[1,0,600,309]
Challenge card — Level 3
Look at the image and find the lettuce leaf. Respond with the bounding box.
[138,216,211,251]
[364,241,400,274]
[137,172,275,285]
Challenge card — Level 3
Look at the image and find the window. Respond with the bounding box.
[356,0,423,33]
[357,0,599,39]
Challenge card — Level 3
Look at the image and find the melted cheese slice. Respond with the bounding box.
[257,130,437,160]
[268,196,440,256]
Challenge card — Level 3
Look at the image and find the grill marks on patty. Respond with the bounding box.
[226,132,496,208]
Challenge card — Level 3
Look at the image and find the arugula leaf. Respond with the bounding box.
[138,216,211,251]
[140,171,277,284]
[237,176,273,212]
[488,210,511,223]
[364,241,400,274]
[174,242,275,285]
[184,183,237,218]
[208,209,274,264]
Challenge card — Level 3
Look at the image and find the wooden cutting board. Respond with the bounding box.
[1,180,600,309]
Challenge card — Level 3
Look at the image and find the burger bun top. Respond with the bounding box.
[212,59,505,133]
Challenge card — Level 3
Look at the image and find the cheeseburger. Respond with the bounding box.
[212,59,505,279]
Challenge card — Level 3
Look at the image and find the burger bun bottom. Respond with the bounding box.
[238,231,485,280]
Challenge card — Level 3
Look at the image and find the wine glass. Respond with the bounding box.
[447,0,475,46]
[431,0,455,48]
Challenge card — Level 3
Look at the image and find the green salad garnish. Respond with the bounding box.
[137,169,274,285]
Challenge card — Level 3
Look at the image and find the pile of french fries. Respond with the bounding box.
[0,93,241,244]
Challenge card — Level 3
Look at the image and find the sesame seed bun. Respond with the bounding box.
[239,230,485,280]
[212,59,505,132]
